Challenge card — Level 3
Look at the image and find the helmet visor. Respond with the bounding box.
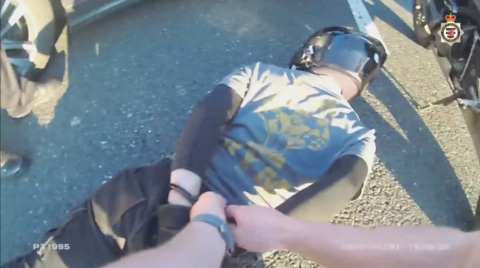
[317,34,384,80]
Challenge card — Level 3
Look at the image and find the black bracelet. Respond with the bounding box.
[170,183,198,204]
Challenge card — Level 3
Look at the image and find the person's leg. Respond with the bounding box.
[0,46,61,118]
[276,155,368,222]
[0,47,23,111]
[1,158,173,268]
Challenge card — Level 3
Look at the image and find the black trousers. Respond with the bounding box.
[2,155,367,268]
[2,158,175,268]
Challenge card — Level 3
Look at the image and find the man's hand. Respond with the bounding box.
[190,192,227,221]
[226,205,296,253]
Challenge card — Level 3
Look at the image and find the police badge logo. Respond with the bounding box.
[437,13,464,46]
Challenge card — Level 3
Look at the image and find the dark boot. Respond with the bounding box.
[1,151,28,179]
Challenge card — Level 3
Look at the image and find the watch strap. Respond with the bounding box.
[191,214,235,255]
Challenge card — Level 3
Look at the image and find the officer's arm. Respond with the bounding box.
[170,65,253,203]
[281,216,480,268]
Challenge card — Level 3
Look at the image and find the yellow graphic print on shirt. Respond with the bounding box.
[225,98,339,194]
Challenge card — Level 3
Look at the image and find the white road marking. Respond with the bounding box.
[346,0,390,55]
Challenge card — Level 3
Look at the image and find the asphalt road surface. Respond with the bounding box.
[1,0,479,266]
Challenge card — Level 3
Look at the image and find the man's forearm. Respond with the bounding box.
[169,85,243,205]
[276,155,368,222]
[103,222,226,268]
[172,84,243,181]
[281,219,480,268]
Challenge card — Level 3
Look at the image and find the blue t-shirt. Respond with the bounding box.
[204,62,376,208]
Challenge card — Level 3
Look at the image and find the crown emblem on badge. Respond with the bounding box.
[437,13,464,46]
[446,13,456,23]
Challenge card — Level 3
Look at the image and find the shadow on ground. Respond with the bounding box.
[351,70,474,230]
[363,0,418,43]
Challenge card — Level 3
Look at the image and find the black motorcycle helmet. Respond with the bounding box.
[290,26,388,98]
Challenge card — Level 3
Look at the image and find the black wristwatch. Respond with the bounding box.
[191,214,235,255]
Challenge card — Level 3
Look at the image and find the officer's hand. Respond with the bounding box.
[226,205,295,253]
[190,192,227,221]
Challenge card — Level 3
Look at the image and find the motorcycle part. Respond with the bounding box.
[413,0,433,48]
[425,2,480,57]
[290,26,387,94]
[458,99,480,112]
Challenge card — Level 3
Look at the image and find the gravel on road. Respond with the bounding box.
[1,0,479,266]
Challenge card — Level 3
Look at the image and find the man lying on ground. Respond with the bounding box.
[168,26,386,221]
[1,27,387,268]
